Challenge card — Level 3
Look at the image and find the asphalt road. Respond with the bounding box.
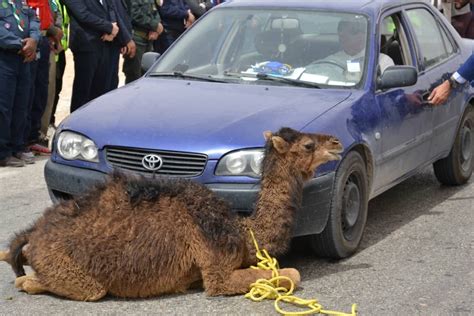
[0,159,472,315]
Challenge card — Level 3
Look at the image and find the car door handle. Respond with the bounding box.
[420,90,432,107]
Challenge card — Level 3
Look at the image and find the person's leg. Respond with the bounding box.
[153,30,178,54]
[108,45,121,91]
[28,38,51,144]
[90,44,111,101]
[11,61,32,160]
[0,52,19,162]
[123,39,148,84]
[70,50,98,113]
[23,53,39,147]
[51,50,66,126]
[40,51,57,137]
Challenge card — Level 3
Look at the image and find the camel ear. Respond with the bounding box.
[263,131,273,141]
[271,136,289,153]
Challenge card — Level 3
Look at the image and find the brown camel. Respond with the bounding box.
[1,127,342,301]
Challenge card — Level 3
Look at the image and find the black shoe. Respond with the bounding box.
[0,156,26,167]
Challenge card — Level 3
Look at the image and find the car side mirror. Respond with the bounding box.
[141,52,161,72]
[377,66,418,90]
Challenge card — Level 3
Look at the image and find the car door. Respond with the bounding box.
[373,10,434,193]
[404,7,466,161]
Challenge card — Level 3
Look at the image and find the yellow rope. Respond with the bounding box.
[245,229,357,316]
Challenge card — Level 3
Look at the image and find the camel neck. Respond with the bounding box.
[244,163,304,258]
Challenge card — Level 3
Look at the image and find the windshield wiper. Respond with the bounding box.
[255,73,321,88]
[148,71,229,83]
[222,71,320,88]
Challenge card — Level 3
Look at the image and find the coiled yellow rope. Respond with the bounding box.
[245,229,357,316]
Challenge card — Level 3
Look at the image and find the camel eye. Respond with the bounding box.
[304,142,315,151]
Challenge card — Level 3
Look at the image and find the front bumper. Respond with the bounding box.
[44,160,335,236]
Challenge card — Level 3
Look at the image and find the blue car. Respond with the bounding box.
[45,0,474,258]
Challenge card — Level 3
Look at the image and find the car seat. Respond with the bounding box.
[254,18,302,61]
[382,30,404,65]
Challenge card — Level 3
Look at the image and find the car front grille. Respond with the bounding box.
[105,146,208,177]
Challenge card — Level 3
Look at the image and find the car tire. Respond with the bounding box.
[433,108,473,186]
[307,151,369,259]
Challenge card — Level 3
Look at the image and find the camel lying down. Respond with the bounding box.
[0,127,342,301]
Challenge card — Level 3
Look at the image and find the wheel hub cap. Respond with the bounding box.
[343,181,360,229]
[460,125,472,169]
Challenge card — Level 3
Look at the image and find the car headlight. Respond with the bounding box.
[215,149,264,178]
[57,131,99,162]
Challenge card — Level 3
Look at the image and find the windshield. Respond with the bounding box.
[150,8,369,88]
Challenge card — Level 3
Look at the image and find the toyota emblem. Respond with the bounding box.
[142,154,163,171]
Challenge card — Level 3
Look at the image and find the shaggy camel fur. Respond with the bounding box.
[1,127,343,301]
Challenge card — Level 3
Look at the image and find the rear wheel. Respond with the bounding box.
[308,151,368,259]
[433,108,474,186]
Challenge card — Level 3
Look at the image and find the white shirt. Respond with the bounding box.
[322,50,395,81]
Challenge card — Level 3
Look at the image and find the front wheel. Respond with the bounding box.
[433,108,474,186]
[307,151,369,259]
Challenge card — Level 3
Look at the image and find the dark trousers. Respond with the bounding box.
[153,29,181,54]
[25,37,51,144]
[109,45,121,90]
[70,43,111,113]
[51,50,66,125]
[0,50,31,160]
[123,36,152,84]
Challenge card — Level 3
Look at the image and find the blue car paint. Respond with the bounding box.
[46,0,474,237]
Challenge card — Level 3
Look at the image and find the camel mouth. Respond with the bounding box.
[327,149,343,160]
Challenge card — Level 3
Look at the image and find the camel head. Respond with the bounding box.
[263,127,343,181]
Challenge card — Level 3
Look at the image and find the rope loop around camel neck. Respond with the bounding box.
[245,229,357,316]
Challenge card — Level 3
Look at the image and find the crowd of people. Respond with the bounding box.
[0,0,225,168]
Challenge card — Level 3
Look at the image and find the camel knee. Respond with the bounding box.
[278,268,301,289]
[203,268,273,296]
[83,289,107,301]
[15,274,34,288]
[15,274,46,295]
[21,279,47,295]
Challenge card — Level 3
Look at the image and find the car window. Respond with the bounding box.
[406,8,455,69]
[379,14,412,70]
[151,8,370,88]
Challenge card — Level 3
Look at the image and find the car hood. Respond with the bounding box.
[61,78,351,159]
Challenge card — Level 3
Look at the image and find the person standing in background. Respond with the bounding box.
[108,0,135,90]
[123,0,162,84]
[39,0,64,147]
[62,0,119,113]
[49,0,69,129]
[450,0,474,39]
[154,0,194,54]
[23,0,62,155]
[0,0,41,167]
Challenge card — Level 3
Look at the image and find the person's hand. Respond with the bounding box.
[148,31,159,41]
[49,38,63,54]
[121,40,136,58]
[157,23,164,36]
[428,80,451,106]
[111,22,119,38]
[21,38,37,62]
[101,33,114,41]
[54,27,64,42]
[185,10,195,29]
